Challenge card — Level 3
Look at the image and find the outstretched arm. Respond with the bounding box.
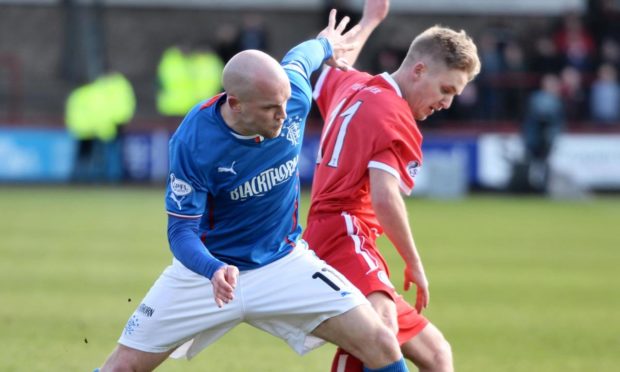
[319,0,389,69]
[369,168,430,313]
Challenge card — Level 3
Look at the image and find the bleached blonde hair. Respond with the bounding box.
[402,25,481,81]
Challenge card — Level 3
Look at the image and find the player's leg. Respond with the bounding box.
[311,304,405,370]
[328,292,400,372]
[401,323,453,372]
[305,215,409,371]
[97,259,243,371]
[307,213,450,372]
[243,243,407,371]
[99,345,174,372]
[368,291,399,333]
[329,292,452,372]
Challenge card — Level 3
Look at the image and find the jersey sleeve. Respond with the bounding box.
[281,38,333,118]
[165,137,208,218]
[281,38,332,84]
[368,118,423,195]
[167,215,225,279]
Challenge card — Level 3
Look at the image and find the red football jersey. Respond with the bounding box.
[309,67,423,231]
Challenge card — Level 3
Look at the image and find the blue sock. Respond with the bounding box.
[93,369,100,372]
[363,357,409,372]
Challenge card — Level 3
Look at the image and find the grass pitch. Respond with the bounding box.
[1,186,618,371]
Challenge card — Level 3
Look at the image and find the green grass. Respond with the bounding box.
[1,186,619,371]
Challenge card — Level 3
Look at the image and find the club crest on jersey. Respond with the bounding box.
[169,174,192,209]
[283,115,302,146]
[407,161,421,178]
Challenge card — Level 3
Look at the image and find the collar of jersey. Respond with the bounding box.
[380,72,403,98]
[211,94,266,144]
[229,131,265,143]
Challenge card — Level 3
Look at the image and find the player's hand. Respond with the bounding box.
[403,262,429,313]
[317,9,362,71]
[211,265,239,308]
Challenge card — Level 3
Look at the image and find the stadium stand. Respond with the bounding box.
[1,0,619,191]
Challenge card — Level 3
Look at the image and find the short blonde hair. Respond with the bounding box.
[403,25,481,81]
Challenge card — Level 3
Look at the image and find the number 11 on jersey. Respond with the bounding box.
[316,99,363,168]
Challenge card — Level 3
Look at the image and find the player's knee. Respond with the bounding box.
[415,337,453,372]
[368,292,398,334]
[355,324,402,363]
[375,307,398,334]
[432,338,453,371]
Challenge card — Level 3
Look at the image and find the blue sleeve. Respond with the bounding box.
[281,38,333,83]
[167,215,225,279]
[166,136,208,217]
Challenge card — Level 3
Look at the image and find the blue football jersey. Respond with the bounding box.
[165,39,331,271]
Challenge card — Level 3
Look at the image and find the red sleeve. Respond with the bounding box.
[368,113,423,195]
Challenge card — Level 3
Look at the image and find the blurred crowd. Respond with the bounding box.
[369,3,620,128]
[57,0,620,130]
[62,0,620,182]
[185,0,620,130]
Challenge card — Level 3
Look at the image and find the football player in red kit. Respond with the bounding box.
[304,24,480,372]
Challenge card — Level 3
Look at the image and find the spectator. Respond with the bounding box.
[518,74,565,192]
[65,79,104,182]
[553,13,596,72]
[156,45,195,117]
[65,72,135,183]
[502,41,528,119]
[156,44,224,117]
[529,36,564,75]
[189,42,225,103]
[477,31,504,120]
[560,66,588,122]
[599,37,620,70]
[590,63,620,123]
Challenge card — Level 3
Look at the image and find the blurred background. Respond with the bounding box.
[1,0,619,196]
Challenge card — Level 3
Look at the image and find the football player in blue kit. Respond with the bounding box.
[96,3,409,372]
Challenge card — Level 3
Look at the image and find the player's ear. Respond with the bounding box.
[412,62,426,80]
[227,95,242,112]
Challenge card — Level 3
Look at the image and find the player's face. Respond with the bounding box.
[406,63,469,121]
[241,81,291,139]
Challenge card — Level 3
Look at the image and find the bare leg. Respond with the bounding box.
[330,292,452,372]
[401,323,453,372]
[99,344,175,372]
[312,304,403,369]
[327,293,400,372]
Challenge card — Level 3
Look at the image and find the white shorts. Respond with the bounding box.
[118,241,368,359]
